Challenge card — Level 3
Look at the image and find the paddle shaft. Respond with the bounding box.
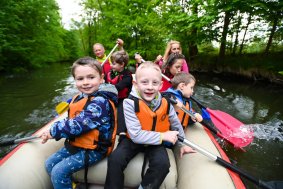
[168,98,219,135]
[190,96,206,109]
[178,136,274,189]
[101,43,119,67]
[0,135,38,147]
[161,73,171,82]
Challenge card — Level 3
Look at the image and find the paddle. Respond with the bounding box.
[0,102,69,147]
[168,97,248,148]
[168,98,221,135]
[101,43,119,67]
[56,101,69,115]
[190,96,254,148]
[160,72,253,148]
[178,135,282,189]
[0,135,39,147]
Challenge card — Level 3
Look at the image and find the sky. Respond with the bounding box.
[56,0,83,29]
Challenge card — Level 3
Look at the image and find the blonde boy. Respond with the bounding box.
[105,62,194,189]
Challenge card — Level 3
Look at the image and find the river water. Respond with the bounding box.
[0,63,282,189]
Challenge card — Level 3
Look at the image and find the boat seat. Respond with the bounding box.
[72,137,178,189]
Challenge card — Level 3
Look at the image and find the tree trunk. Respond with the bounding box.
[239,14,251,54]
[188,3,198,61]
[232,13,242,55]
[219,10,232,59]
[264,11,279,55]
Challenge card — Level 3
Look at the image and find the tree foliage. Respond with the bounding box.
[0,0,80,73]
[0,0,282,73]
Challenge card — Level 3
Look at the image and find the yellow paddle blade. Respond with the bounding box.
[55,102,69,115]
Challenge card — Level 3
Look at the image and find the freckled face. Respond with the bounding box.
[74,65,104,95]
[169,59,183,75]
[134,67,163,102]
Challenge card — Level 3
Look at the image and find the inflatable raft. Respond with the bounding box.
[0,112,246,189]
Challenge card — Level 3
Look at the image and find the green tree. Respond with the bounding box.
[0,0,77,73]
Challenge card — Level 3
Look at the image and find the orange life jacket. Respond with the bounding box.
[129,97,170,133]
[68,94,117,156]
[177,101,190,128]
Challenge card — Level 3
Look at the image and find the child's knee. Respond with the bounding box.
[108,151,128,169]
[155,157,170,172]
[45,159,53,176]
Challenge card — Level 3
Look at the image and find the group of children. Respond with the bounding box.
[40,39,203,189]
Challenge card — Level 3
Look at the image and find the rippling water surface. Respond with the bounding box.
[193,73,283,188]
[0,65,282,189]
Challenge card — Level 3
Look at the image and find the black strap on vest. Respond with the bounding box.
[128,95,170,114]
[65,94,115,189]
[128,95,171,180]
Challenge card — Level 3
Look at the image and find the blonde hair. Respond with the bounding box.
[135,61,162,81]
[71,57,102,77]
[163,40,182,61]
[171,72,196,89]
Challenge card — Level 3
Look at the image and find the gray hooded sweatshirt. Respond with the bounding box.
[123,86,185,145]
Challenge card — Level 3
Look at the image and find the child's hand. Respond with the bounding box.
[40,130,53,144]
[117,38,124,47]
[194,113,203,122]
[135,54,143,63]
[162,131,179,144]
[180,146,196,158]
[155,55,163,62]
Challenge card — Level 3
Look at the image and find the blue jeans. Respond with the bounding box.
[45,147,104,189]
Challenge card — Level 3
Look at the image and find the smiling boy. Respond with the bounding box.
[105,61,194,189]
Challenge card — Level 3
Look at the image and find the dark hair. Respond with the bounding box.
[163,53,185,74]
[111,50,129,66]
[71,56,102,77]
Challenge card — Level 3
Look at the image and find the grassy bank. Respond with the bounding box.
[190,52,283,85]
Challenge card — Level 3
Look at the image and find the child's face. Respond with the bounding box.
[170,43,181,54]
[179,80,195,98]
[74,65,104,95]
[134,67,163,102]
[169,59,182,75]
[111,61,124,72]
[93,45,105,58]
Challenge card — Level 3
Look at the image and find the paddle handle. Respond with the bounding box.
[168,98,219,135]
[161,73,171,82]
[14,135,38,144]
[101,43,119,67]
[0,135,39,147]
[178,136,274,189]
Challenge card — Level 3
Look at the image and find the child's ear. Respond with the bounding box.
[133,80,137,87]
[179,82,185,90]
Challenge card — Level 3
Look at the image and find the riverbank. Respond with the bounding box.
[190,52,283,86]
